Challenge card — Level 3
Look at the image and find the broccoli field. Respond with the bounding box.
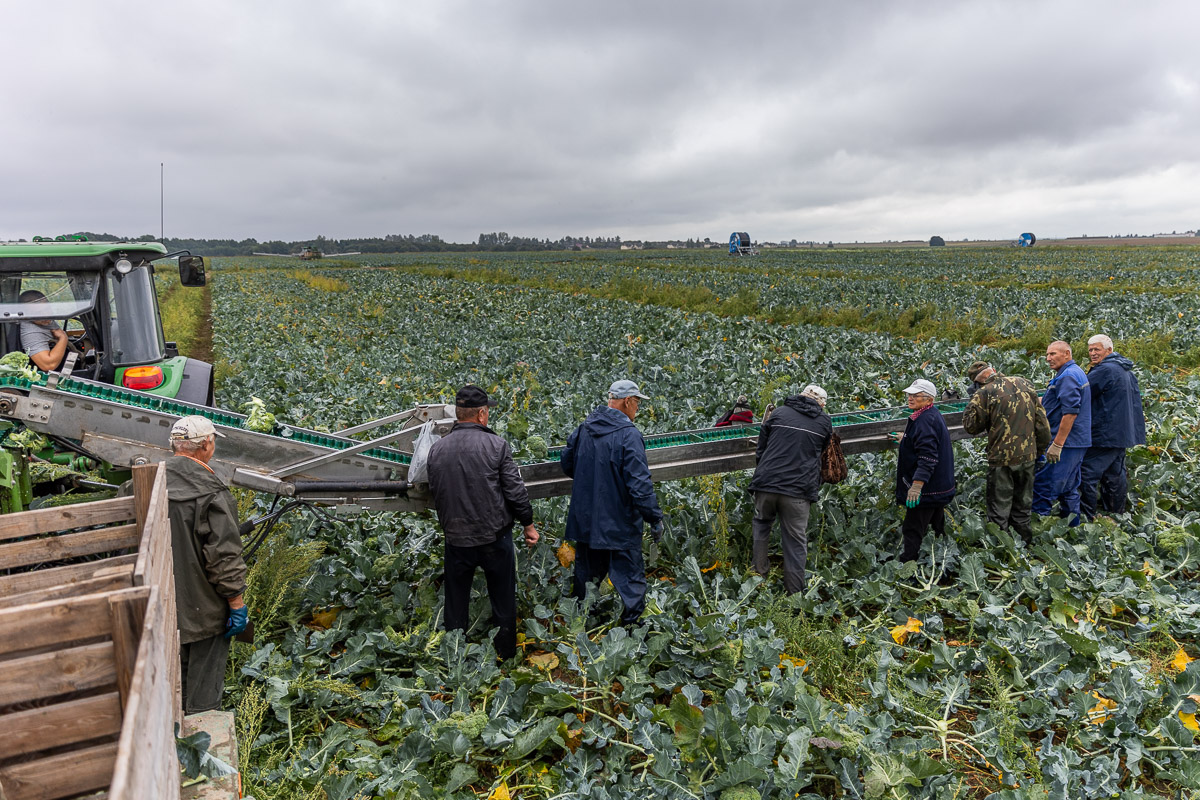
[211,247,1200,800]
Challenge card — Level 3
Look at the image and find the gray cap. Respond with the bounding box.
[608,379,649,400]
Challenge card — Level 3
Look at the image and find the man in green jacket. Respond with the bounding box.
[962,361,1051,543]
[166,415,248,714]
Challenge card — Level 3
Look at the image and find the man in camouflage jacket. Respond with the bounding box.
[962,361,1051,542]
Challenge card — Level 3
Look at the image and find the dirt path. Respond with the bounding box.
[190,283,214,365]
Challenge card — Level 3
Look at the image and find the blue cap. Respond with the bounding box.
[608,379,649,400]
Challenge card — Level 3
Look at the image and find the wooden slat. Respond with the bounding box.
[109,586,179,800]
[0,642,116,707]
[108,593,146,710]
[3,692,123,759]
[130,464,158,540]
[0,587,148,659]
[131,465,182,726]
[0,523,140,571]
[0,571,134,609]
[0,742,119,800]
[132,465,167,589]
[0,554,136,599]
[0,497,135,542]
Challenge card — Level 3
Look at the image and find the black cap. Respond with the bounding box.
[455,384,497,409]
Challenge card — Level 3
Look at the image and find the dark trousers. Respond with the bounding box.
[986,461,1037,542]
[444,530,517,659]
[751,491,812,594]
[180,633,231,714]
[1032,446,1087,526]
[572,542,646,625]
[1080,446,1128,518]
[900,503,946,562]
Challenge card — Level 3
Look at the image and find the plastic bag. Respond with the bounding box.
[407,420,440,484]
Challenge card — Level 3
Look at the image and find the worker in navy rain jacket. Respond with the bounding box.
[1080,334,1146,518]
[428,385,539,661]
[1032,340,1092,526]
[890,379,956,562]
[561,379,664,626]
[748,384,832,593]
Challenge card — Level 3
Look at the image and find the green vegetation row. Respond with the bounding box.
[404,263,1197,371]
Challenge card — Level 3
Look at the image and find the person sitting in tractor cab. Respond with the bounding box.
[18,290,69,372]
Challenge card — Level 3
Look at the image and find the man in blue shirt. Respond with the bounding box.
[1079,334,1146,518]
[1032,340,1091,526]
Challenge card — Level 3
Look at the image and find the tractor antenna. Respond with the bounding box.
[160,162,165,241]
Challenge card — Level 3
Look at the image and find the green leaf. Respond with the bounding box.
[507,716,561,760]
[444,763,478,794]
[1058,629,1100,657]
[776,726,812,781]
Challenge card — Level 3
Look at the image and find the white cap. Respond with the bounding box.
[801,384,828,404]
[170,415,225,442]
[903,379,937,398]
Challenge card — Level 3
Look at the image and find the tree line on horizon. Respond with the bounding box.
[43,231,726,256]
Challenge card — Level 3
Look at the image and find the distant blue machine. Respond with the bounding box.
[1018,232,1037,247]
[729,232,757,255]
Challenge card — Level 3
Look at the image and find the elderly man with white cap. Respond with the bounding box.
[890,379,956,562]
[1080,334,1146,518]
[561,379,664,626]
[165,415,248,713]
[747,383,832,594]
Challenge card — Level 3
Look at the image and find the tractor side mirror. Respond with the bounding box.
[179,255,206,287]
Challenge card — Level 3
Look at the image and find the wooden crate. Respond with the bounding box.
[0,465,184,800]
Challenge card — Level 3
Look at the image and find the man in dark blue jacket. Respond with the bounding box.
[562,379,664,626]
[1080,335,1146,518]
[748,384,832,593]
[890,379,956,562]
[1033,340,1092,526]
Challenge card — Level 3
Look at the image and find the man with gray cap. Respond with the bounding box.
[748,384,832,594]
[561,379,663,626]
[890,379,956,562]
[962,361,1050,542]
[165,415,248,713]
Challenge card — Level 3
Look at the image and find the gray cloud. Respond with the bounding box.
[3,0,1198,243]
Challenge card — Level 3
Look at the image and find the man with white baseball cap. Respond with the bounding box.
[889,379,956,562]
[165,415,247,713]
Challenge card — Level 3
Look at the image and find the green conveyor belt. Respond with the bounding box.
[1,374,969,471]
[539,399,969,463]
[0,374,413,465]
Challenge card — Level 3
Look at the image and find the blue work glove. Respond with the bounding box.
[905,482,923,509]
[224,605,249,639]
[649,520,664,543]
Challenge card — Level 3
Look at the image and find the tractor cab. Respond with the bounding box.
[0,239,213,405]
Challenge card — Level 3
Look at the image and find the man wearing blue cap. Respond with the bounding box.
[562,379,664,626]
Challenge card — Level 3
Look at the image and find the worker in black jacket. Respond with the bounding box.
[748,384,832,594]
[428,385,539,660]
[891,379,956,562]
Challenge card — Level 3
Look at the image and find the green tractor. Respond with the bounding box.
[0,237,211,510]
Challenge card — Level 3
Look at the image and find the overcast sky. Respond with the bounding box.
[3,1,1198,244]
